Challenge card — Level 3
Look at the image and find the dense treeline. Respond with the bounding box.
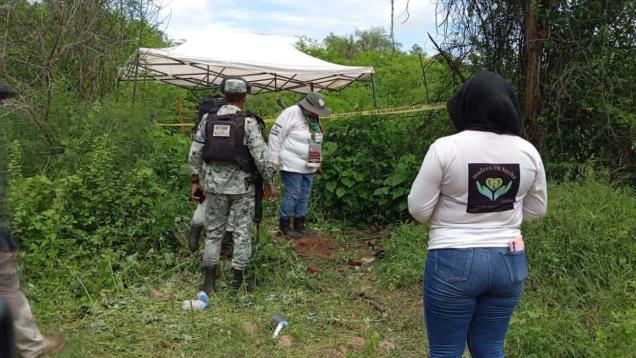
[434,0,635,183]
[0,0,167,149]
[0,0,633,247]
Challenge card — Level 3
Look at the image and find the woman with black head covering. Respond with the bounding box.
[408,72,547,357]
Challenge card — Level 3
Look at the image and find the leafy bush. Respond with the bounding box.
[7,135,185,274]
[2,100,193,285]
[313,110,453,222]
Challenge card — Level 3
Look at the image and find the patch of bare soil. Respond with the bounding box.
[291,236,339,258]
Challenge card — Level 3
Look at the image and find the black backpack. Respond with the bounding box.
[193,96,225,136]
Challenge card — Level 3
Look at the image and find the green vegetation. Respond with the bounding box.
[1,0,634,356]
[14,180,635,357]
[314,111,452,222]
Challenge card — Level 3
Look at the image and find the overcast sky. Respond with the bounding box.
[157,0,440,52]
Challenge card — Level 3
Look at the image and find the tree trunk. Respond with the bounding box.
[0,3,11,76]
[522,0,546,155]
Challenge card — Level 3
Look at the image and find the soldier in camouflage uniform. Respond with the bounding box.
[188,96,235,255]
[190,201,235,257]
[188,76,275,294]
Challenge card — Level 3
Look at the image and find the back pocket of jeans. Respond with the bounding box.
[501,251,529,283]
[434,249,473,283]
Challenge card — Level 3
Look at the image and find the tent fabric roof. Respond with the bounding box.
[121,31,374,94]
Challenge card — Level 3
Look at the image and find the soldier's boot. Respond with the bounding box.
[200,266,217,295]
[219,231,234,259]
[188,224,204,252]
[293,217,317,238]
[279,217,295,237]
[231,268,255,293]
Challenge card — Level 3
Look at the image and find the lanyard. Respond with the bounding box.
[303,111,321,141]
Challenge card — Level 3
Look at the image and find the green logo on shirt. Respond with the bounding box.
[476,177,512,201]
[468,163,520,213]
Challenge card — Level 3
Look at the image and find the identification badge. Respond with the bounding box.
[213,124,230,137]
[307,142,322,168]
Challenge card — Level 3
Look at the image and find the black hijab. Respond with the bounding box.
[447,71,522,136]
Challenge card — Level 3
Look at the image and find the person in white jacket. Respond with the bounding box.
[407,71,547,357]
[268,92,331,237]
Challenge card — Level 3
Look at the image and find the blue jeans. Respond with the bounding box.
[280,171,314,218]
[423,248,527,358]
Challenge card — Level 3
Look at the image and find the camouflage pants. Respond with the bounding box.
[202,193,254,270]
[191,197,236,232]
[0,252,48,358]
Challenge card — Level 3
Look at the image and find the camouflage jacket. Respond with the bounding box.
[188,104,275,195]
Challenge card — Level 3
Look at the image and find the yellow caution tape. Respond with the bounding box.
[156,102,446,128]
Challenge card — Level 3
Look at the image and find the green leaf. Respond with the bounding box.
[373,187,389,196]
[354,171,368,181]
[336,187,346,198]
[326,181,337,192]
[392,189,406,199]
[341,177,355,187]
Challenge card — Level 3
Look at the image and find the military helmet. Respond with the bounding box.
[220,76,251,95]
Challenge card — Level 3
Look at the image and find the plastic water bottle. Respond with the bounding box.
[197,291,209,303]
[271,313,289,338]
[181,299,207,311]
[181,291,209,311]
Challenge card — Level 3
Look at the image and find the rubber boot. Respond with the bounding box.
[293,217,317,238]
[188,224,204,252]
[279,217,293,237]
[200,266,217,295]
[231,268,255,293]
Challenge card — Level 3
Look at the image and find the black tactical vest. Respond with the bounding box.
[202,112,257,173]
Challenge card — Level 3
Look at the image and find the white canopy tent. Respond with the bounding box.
[120,31,375,95]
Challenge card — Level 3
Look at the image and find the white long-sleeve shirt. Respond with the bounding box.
[408,130,547,250]
[268,105,320,174]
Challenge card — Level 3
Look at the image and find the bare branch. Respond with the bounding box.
[400,0,411,24]
[427,32,466,82]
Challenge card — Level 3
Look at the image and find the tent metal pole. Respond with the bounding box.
[371,73,378,108]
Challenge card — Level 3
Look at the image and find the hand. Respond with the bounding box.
[316,165,323,175]
[273,162,280,173]
[191,183,205,203]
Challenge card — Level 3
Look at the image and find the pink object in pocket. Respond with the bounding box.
[508,236,525,252]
